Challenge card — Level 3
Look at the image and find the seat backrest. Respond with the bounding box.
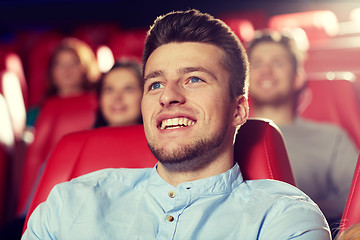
[24,31,63,107]
[339,154,360,233]
[23,118,295,231]
[299,79,360,148]
[108,29,147,61]
[17,93,97,215]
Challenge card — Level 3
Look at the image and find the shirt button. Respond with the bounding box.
[168,190,176,198]
[166,215,174,222]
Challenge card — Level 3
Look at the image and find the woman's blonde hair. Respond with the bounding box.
[337,223,360,240]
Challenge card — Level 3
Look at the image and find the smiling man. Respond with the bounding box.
[22,10,331,240]
[247,30,358,228]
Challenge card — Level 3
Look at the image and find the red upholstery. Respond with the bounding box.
[24,31,63,107]
[72,23,120,52]
[340,155,360,233]
[268,10,339,41]
[298,79,360,148]
[17,92,97,215]
[23,119,295,231]
[108,29,147,61]
[221,18,255,42]
[305,47,360,75]
[235,119,295,184]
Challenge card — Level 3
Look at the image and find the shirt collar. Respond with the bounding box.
[148,163,244,196]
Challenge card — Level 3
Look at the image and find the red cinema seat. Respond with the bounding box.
[72,23,120,52]
[24,31,63,107]
[268,10,339,41]
[108,29,147,61]
[17,92,97,215]
[22,118,295,231]
[298,79,360,148]
[339,155,360,233]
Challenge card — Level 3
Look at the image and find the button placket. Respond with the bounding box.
[168,190,176,198]
[166,215,175,222]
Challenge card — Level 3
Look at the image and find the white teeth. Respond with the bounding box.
[160,117,195,130]
[260,80,275,89]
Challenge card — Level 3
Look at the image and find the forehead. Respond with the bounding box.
[55,49,79,61]
[250,42,291,60]
[144,42,227,76]
[104,68,139,85]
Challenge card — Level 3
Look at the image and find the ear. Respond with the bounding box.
[232,95,249,127]
[294,67,307,91]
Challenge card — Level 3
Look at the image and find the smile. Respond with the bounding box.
[160,117,195,130]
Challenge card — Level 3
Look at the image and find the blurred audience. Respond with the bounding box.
[26,37,100,127]
[93,60,143,128]
[0,37,101,240]
[247,30,358,226]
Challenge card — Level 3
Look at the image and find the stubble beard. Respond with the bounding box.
[148,130,226,173]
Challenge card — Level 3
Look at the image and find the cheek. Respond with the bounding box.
[100,94,111,110]
[141,97,152,122]
[127,94,142,111]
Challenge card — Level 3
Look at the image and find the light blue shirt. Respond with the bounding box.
[22,164,331,239]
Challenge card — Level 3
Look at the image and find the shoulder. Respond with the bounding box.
[235,179,322,214]
[67,167,153,189]
[238,178,311,202]
[281,118,354,146]
[295,118,346,136]
[49,168,153,202]
[235,179,330,238]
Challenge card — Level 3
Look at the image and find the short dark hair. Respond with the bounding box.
[142,9,249,99]
[247,30,305,72]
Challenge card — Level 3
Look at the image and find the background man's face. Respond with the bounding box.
[249,42,298,106]
[141,42,237,172]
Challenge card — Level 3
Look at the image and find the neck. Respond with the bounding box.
[157,144,235,187]
[58,88,84,97]
[251,102,295,126]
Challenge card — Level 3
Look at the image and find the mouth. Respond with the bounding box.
[111,105,127,113]
[160,117,196,130]
[258,79,276,89]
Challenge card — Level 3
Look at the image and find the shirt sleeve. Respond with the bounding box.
[260,197,331,240]
[21,184,64,240]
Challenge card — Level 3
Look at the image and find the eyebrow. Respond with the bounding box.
[143,70,164,83]
[144,66,217,83]
[178,67,218,81]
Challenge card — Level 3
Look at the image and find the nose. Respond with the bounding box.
[259,63,273,75]
[159,83,185,108]
[113,90,124,102]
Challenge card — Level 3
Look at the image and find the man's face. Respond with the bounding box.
[141,42,244,172]
[249,42,298,106]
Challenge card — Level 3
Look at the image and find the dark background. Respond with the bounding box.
[0,0,359,35]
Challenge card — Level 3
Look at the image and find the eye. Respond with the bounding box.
[102,86,114,94]
[124,85,137,93]
[188,76,204,84]
[273,60,284,67]
[149,82,164,91]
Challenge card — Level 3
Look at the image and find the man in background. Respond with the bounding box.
[247,30,358,227]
